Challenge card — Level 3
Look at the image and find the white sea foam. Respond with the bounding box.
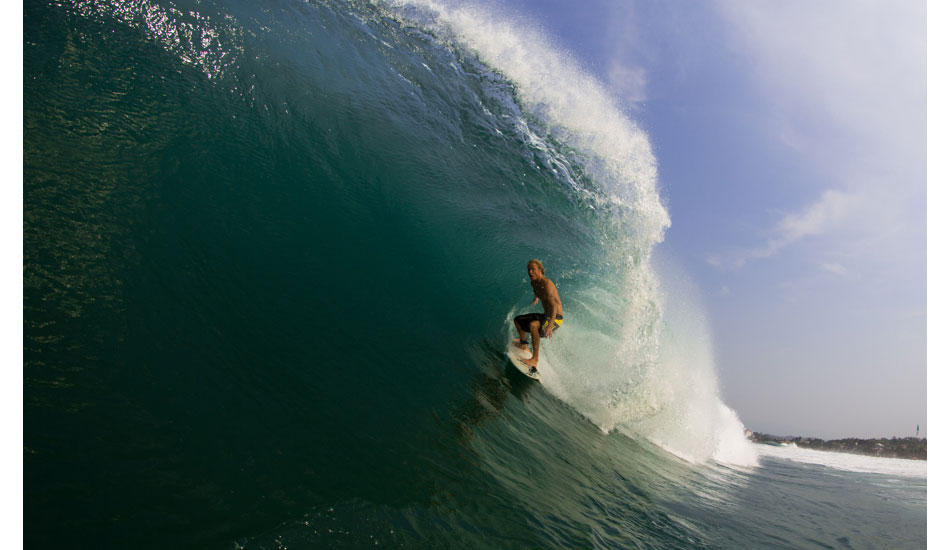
[756,443,926,478]
[613,258,758,468]
[535,263,758,468]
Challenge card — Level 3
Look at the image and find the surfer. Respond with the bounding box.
[513,259,564,374]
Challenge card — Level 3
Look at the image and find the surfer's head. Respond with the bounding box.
[527,259,544,280]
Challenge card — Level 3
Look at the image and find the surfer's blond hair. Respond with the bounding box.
[527,259,544,275]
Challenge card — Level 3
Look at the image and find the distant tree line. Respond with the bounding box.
[750,433,926,460]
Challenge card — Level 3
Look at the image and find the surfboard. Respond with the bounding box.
[507,341,541,380]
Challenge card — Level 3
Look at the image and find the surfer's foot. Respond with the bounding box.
[513,338,529,350]
[518,360,539,376]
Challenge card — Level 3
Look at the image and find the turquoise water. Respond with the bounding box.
[24,0,925,548]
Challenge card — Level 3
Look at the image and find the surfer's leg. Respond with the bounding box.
[512,315,532,350]
[512,319,528,349]
[521,320,541,368]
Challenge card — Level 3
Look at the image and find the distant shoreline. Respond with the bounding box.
[749,432,926,461]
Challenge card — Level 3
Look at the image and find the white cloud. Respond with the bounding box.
[601,3,651,105]
[708,189,860,270]
[773,190,857,247]
[820,263,848,277]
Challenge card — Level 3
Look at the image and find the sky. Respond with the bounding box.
[496,0,930,440]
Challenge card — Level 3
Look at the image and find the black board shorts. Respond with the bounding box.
[514,313,563,334]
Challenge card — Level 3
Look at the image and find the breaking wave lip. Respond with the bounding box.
[378,0,669,246]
